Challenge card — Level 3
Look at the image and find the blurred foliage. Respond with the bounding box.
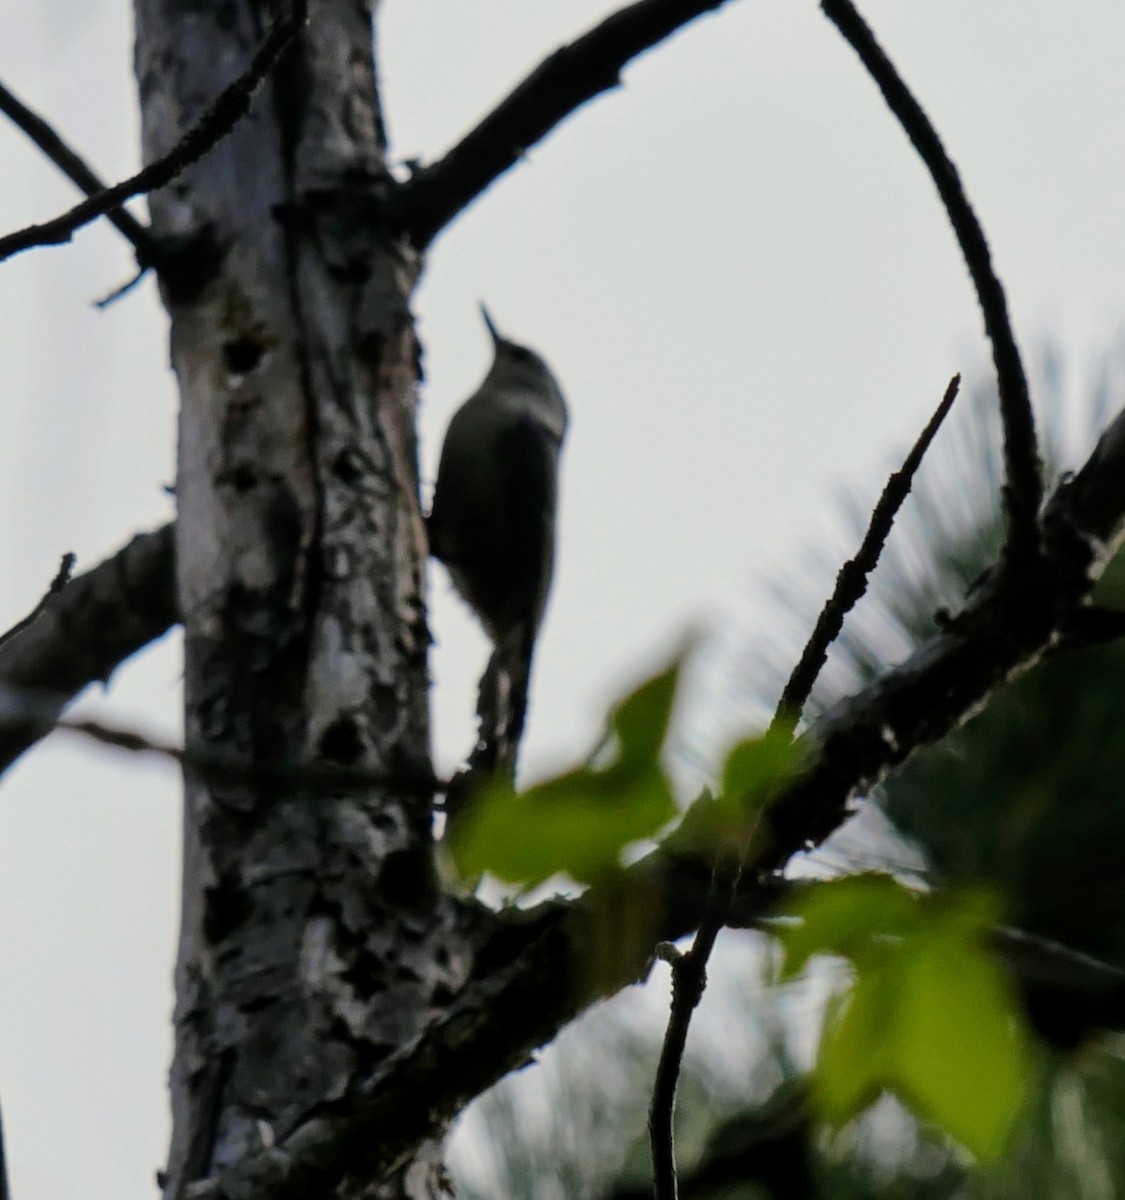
[885,627,1125,960]
[771,341,1125,1197]
[814,345,1125,960]
[776,876,1032,1159]
[449,655,683,887]
[452,653,801,890]
[449,341,1125,1200]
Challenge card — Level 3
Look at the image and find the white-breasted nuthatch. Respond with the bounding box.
[428,306,568,764]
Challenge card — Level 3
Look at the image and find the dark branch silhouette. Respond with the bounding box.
[0,551,76,650]
[774,374,961,723]
[821,0,1043,564]
[2,3,1113,1194]
[181,401,1125,1200]
[649,376,959,1199]
[0,0,307,265]
[0,525,176,774]
[761,402,1125,869]
[178,394,1125,1200]
[649,924,719,1200]
[0,79,161,266]
[23,710,445,799]
[93,267,150,310]
[615,1086,814,1200]
[393,0,739,248]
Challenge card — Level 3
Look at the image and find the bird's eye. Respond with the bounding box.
[510,347,533,364]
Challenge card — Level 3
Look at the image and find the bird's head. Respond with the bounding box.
[480,304,567,429]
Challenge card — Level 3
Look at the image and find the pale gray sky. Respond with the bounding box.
[1,1,1124,1195]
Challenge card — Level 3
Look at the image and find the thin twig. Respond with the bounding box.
[649,376,960,1199]
[0,77,161,265]
[175,397,1125,1200]
[774,375,961,724]
[623,1086,813,1200]
[0,702,447,798]
[393,0,738,247]
[0,0,307,265]
[0,552,75,650]
[820,0,1042,564]
[649,926,720,1200]
[93,267,149,310]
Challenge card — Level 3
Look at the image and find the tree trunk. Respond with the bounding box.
[134,3,463,1194]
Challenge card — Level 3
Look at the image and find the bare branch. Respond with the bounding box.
[774,374,960,723]
[615,1086,813,1200]
[645,8,1058,1159]
[649,924,717,1199]
[22,711,445,799]
[0,551,76,650]
[821,0,1043,563]
[0,77,161,266]
[93,267,150,310]
[181,779,1125,1200]
[758,402,1125,870]
[0,525,176,774]
[177,401,1125,1200]
[393,0,738,248]
[649,375,960,1199]
[0,0,307,266]
[626,923,1125,1198]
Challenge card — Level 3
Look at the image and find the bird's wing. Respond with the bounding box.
[495,411,561,636]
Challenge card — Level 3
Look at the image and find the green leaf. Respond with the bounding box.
[665,730,801,859]
[890,924,1028,1159]
[721,728,800,804]
[921,885,1003,934]
[610,658,682,767]
[795,879,1031,1159]
[660,788,728,858]
[816,965,895,1124]
[775,874,918,980]
[447,653,686,887]
[450,761,676,886]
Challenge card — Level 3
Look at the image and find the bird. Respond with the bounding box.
[428,305,568,769]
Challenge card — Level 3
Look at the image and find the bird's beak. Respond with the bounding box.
[480,303,502,348]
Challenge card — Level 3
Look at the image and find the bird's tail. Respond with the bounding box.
[442,623,536,833]
[471,620,535,775]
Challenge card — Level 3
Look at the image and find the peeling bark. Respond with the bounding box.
[121,3,1125,1197]
[135,4,464,1196]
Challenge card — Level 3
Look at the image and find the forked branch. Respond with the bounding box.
[651,375,960,1200]
[0,0,307,265]
[0,79,161,266]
